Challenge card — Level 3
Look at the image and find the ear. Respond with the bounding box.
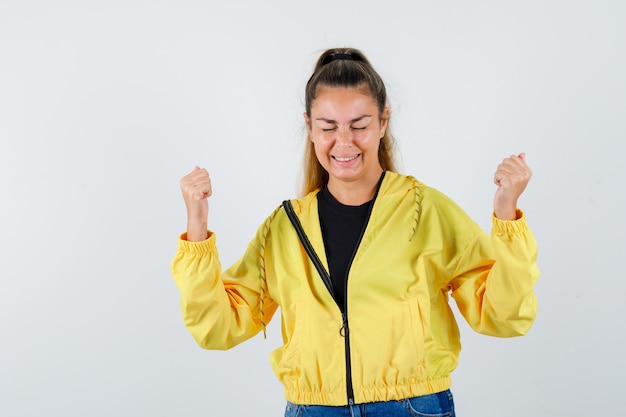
[303,112,313,138]
[380,107,390,137]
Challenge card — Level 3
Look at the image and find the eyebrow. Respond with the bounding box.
[315,115,372,124]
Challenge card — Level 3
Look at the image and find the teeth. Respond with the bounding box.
[334,155,359,162]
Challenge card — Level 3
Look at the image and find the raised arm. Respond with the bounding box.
[172,167,279,349]
[450,153,539,337]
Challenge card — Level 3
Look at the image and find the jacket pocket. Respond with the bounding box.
[269,300,302,385]
[407,298,427,375]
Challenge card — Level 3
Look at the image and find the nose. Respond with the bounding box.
[336,127,353,145]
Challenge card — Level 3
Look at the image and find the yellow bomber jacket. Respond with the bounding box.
[170,172,540,406]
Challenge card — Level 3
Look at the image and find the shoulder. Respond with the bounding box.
[255,189,320,236]
[381,171,450,204]
[282,189,320,215]
[385,171,475,222]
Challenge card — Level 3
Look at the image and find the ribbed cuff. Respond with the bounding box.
[492,209,527,235]
[177,230,215,254]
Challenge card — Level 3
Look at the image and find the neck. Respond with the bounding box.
[326,169,384,206]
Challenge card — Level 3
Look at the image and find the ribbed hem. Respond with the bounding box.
[284,376,452,406]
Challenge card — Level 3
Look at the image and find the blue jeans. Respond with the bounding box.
[284,389,455,417]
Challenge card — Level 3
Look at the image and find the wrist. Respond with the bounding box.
[493,207,519,220]
[186,221,208,241]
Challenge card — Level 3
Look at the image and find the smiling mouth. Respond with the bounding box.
[333,154,361,162]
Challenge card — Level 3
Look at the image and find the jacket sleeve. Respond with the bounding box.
[449,209,540,337]
[170,227,279,350]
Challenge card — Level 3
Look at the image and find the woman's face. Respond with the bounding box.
[305,86,388,189]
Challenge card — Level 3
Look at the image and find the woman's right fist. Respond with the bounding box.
[180,166,211,224]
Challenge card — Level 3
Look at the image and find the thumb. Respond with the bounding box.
[518,152,526,161]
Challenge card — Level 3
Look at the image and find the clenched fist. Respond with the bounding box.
[180,166,212,241]
[493,153,532,220]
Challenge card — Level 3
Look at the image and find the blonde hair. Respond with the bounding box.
[301,47,397,196]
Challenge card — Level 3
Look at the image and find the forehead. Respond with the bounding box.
[311,86,378,117]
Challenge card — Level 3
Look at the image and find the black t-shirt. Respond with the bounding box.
[318,187,373,311]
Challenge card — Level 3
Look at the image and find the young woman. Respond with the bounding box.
[171,47,539,417]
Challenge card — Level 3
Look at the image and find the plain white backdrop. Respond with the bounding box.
[1,1,624,416]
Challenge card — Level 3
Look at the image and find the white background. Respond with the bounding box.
[1,1,624,416]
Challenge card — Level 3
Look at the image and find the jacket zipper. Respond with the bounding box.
[341,177,382,405]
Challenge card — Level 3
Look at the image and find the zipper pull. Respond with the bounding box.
[340,313,349,337]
